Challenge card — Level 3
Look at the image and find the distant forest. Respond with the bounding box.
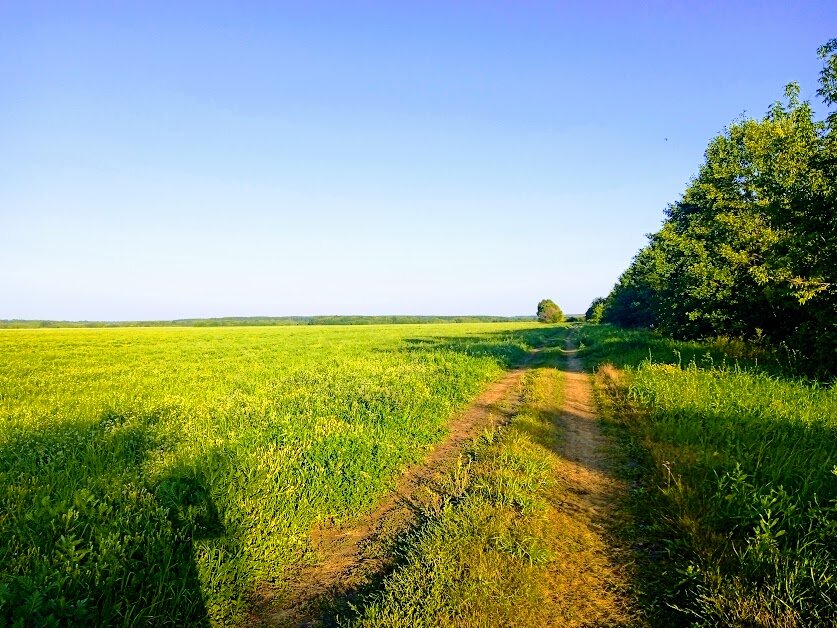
[591,40,837,378]
[0,315,535,329]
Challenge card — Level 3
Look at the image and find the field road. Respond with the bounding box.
[253,334,633,626]
[252,349,541,626]
[544,336,633,625]
[557,337,625,526]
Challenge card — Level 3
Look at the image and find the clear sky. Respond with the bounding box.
[2,1,834,320]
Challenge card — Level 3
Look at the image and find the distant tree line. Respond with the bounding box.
[0,315,536,329]
[592,40,837,377]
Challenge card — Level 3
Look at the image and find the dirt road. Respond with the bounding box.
[255,351,539,626]
[254,335,633,626]
[542,336,634,625]
[558,338,624,518]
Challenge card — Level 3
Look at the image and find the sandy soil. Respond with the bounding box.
[557,339,623,515]
[543,336,635,626]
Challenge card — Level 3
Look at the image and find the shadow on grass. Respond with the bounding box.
[575,324,792,378]
[0,412,227,626]
[588,337,837,625]
[399,326,567,369]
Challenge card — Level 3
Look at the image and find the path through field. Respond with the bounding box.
[256,335,633,626]
[255,352,539,626]
[558,337,625,522]
[545,336,634,624]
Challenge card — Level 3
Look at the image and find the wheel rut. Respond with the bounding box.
[252,349,541,627]
[545,335,636,625]
[557,337,622,514]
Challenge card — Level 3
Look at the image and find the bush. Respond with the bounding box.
[536,299,564,323]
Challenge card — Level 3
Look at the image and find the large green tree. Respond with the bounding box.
[536,299,564,323]
[602,42,837,376]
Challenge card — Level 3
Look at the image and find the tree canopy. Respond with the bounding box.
[600,41,837,377]
[537,299,565,323]
[585,297,607,324]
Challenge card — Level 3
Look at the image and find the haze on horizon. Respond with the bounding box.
[2,1,834,321]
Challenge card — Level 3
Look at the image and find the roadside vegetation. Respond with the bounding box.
[347,336,635,627]
[580,325,837,626]
[580,44,837,623]
[0,323,559,625]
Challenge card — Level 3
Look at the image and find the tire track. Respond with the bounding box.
[252,349,542,626]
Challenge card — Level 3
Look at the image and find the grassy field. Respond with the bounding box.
[5,322,832,626]
[580,325,837,627]
[0,323,559,625]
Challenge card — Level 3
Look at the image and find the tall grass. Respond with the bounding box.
[586,325,837,626]
[0,323,559,625]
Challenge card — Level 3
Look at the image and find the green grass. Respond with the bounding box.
[585,325,837,626]
[575,324,776,373]
[0,323,561,625]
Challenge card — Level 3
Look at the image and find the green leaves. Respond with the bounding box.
[585,297,606,324]
[601,40,837,377]
[536,299,565,323]
[817,38,837,108]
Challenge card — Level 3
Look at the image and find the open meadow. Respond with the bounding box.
[0,322,560,625]
[3,323,835,627]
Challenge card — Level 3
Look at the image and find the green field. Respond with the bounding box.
[4,322,835,626]
[0,323,558,625]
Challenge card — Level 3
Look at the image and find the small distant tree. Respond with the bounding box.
[537,299,564,323]
[585,297,606,323]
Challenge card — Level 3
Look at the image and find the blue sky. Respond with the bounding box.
[1,1,834,319]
